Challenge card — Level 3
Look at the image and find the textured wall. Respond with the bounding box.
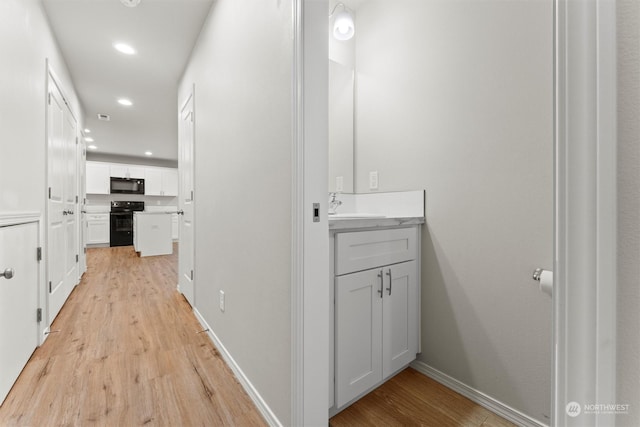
[617,1,640,425]
[178,1,293,424]
[353,1,553,423]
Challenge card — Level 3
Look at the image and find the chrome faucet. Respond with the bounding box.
[328,192,342,214]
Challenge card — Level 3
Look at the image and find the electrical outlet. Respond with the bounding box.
[219,290,225,312]
[336,176,344,192]
[369,171,379,190]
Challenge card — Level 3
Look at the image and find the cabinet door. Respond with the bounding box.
[162,169,178,196]
[86,162,110,194]
[335,268,383,408]
[171,214,179,239]
[144,168,163,196]
[109,165,128,178]
[127,166,145,179]
[382,261,418,378]
[86,215,109,244]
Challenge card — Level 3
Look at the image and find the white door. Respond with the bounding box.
[47,77,77,324]
[78,139,86,276]
[335,268,383,408]
[178,90,195,306]
[382,261,417,378]
[0,222,39,405]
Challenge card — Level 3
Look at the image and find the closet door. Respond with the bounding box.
[0,221,39,404]
[47,76,78,324]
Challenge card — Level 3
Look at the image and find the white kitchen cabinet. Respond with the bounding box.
[133,212,172,257]
[171,213,179,240]
[85,162,110,194]
[110,164,145,179]
[332,226,420,410]
[162,169,178,196]
[144,167,178,196]
[86,213,109,244]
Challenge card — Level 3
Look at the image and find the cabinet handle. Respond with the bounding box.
[386,269,392,295]
[377,270,383,298]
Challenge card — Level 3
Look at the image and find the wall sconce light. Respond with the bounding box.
[330,3,355,41]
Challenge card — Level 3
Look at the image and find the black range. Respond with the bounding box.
[110,201,144,247]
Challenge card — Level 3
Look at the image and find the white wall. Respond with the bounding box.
[0,0,81,213]
[617,1,640,425]
[179,1,293,424]
[352,1,553,423]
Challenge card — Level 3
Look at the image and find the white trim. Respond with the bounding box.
[292,1,330,426]
[0,212,41,227]
[411,361,548,427]
[290,0,304,424]
[554,0,617,426]
[192,308,282,427]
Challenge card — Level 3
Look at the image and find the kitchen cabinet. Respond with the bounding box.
[171,213,179,240]
[110,165,145,179]
[86,162,110,194]
[144,167,178,196]
[133,212,172,257]
[86,213,109,244]
[332,226,420,410]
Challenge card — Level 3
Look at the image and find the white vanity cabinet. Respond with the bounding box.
[332,226,420,411]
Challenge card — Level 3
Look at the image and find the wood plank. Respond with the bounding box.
[330,368,516,427]
[0,244,266,426]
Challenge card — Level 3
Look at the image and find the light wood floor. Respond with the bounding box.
[2,245,517,427]
[330,368,517,427]
[0,245,265,427]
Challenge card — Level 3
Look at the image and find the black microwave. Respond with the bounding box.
[110,177,145,194]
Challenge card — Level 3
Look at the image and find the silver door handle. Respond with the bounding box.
[1,268,14,279]
[377,270,383,298]
[176,210,184,215]
[386,269,392,295]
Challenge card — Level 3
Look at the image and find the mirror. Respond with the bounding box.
[328,0,356,193]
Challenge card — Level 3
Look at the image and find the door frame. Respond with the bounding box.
[292,0,619,425]
[291,0,329,425]
[553,0,617,425]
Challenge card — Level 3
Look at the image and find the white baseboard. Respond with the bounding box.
[192,308,282,427]
[410,360,548,427]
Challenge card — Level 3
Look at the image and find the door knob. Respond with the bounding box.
[1,268,14,279]
[176,210,184,215]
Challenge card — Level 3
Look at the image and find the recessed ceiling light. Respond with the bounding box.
[85,137,94,142]
[84,128,91,133]
[120,0,141,7]
[88,145,98,150]
[113,43,136,55]
[144,151,153,156]
[118,98,133,106]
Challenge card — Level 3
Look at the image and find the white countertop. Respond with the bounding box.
[329,216,424,230]
[84,205,110,214]
[137,211,174,215]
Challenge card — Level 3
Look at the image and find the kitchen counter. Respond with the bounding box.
[329,216,424,231]
[133,212,172,257]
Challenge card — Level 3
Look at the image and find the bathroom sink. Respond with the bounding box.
[328,213,386,219]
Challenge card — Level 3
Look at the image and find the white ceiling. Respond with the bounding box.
[42,0,214,161]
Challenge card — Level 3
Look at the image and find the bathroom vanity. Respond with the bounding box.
[329,213,424,414]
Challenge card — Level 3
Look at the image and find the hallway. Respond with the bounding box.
[0,246,264,426]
